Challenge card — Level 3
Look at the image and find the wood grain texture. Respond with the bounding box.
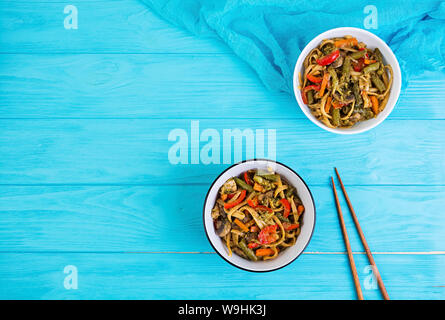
[0,0,444,300]
[0,54,444,119]
[0,119,443,185]
[0,0,228,54]
[0,185,443,253]
[0,253,443,300]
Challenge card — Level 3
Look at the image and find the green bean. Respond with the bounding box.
[371,74,386,93]
[258,173,278,182]
[353,81,363,106]
[238,240,258,261]
[253,175,274,190]
[253,175,265,184]
[341,57,351,81]
[350,50,366,60]
[307,90,314,104]
[234,177,253,193]
[276,212,290,223]
[363,62,380,74]
[372,48,385,75]
[332,108,340,126]
[374,48,383,62]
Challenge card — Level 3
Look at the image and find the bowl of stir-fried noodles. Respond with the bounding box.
[293,27,401,134]
[203,159,315,272]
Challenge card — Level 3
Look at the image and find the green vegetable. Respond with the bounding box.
[353,81,363,107]
[253,175,274,190]
[257,173,278,182]
[332,108,340,126]
[374,48,383,62]
[350,50,366,60]
[363,62,380,74]
[321,43,335,55]
[238,240,258,261]
[307,90,314,104]
[341,57,351,82]
[276,211,290,223]
[373,48,385,75]
[371,74,386,93]
[364,109,375,120]
[234,177,253,192]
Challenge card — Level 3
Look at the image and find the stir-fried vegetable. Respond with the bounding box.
[301,35,393,129]
[212,169,304,261]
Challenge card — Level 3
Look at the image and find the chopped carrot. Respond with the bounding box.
[325,96,332,113]
[334,37,358,48]
[234,219,249,232]
[319,72,330,97]
[255,248,275,257]
[364,59,377,65]
[297,205,305,216]
[253,183,264,192]
[370,95,379,115]
[220,193,227,201]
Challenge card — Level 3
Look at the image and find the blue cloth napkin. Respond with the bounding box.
[141,0,445,93]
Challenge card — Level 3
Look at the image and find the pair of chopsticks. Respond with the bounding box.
[331,168,390,300]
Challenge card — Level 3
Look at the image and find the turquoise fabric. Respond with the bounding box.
[141,0,445,93]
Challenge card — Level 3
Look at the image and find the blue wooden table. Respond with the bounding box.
[0,0,444,300]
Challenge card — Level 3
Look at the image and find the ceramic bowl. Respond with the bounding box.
[293,27,402,134]
[203,159,316,272]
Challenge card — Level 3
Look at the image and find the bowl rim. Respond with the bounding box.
[202,158,316,272]
[292,26,402,135]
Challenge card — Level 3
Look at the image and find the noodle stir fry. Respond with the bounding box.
[212,170,304,261]
[300,36,393,128]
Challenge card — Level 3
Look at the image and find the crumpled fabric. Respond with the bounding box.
[141,0,445,93]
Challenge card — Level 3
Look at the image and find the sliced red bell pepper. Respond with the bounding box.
[224,189,246,209]
[316,50,340,66]
[353,58,365,72]
[258,224,278,244]
[227,193,235,200]
[301,84,321,104]
[283,222,300,231]
[244,171,253,186]
[306,73,323,83]
[280,198,291,218]
[247,198,258,208]
[248,242,259,249]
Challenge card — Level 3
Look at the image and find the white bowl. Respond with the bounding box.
[203,159,316,272]
[293,27,402,134]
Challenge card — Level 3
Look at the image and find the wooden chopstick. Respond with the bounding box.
[330,177,364,300]
[335,168,390,300]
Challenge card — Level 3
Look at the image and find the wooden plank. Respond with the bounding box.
[0,0,228,54]
[0,185,443,253]
[0,119,443,185]
[0,252,443,299]
[0,54,443,119]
